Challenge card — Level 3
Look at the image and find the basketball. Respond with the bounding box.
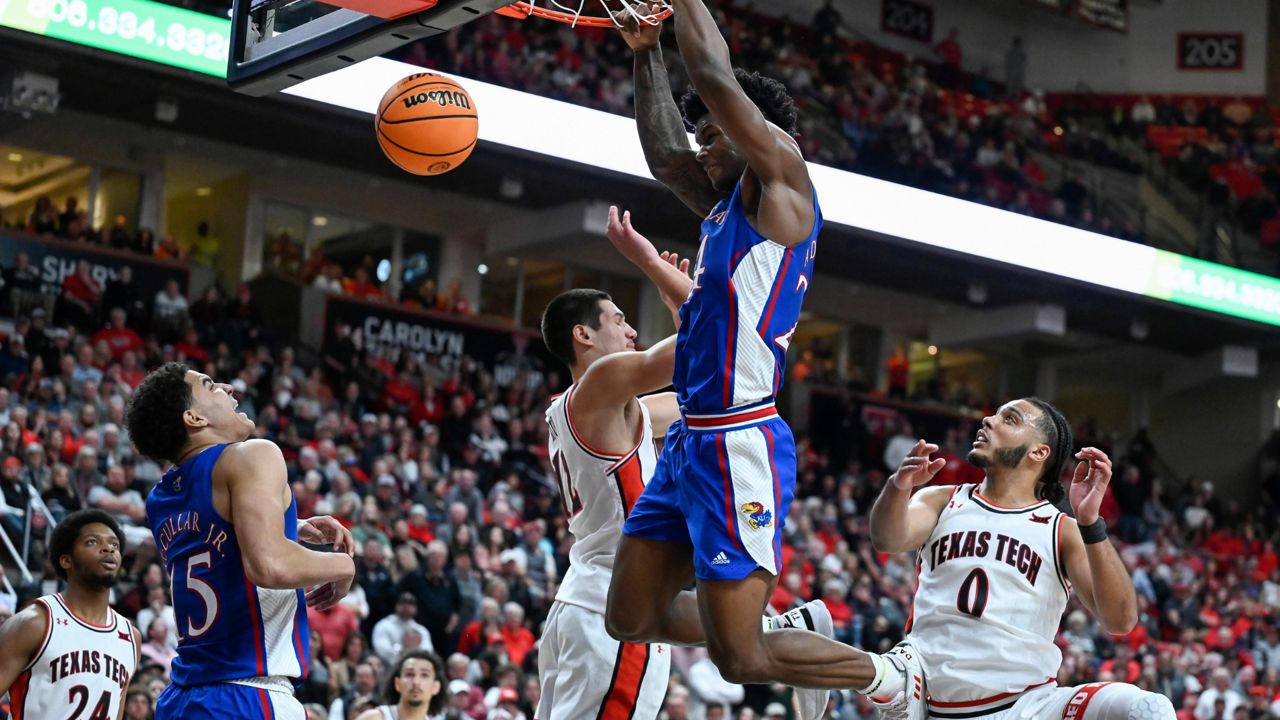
[375,73,479,176]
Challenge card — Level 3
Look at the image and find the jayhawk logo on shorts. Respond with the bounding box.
[740,502,773,530]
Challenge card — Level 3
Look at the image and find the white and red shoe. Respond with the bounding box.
[869,642,927,720]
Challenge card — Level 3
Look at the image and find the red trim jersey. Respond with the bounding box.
[9,594,136,720]
[544,386,657,614]
[906,485,1070,716]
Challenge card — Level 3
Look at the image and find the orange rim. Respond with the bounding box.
[498,1,672,27]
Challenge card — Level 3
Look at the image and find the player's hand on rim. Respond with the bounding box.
[614,1,662,50]
[890,439,946,490]
[1069,446,1112,525]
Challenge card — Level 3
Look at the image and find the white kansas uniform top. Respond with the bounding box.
[906,484,1071,717]
[545,385,657,615]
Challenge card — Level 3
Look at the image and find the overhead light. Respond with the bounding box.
[376,259,391,282]
[927,345,939,356]
[477,263,489,275]
[195,187,212,197]
[312,216,329,227]
[6,153,21,162]
[506,257,519,267]
[967,280,988,304]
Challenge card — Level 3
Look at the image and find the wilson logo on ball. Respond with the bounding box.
[376,73,479,177]
[402,90,473,111]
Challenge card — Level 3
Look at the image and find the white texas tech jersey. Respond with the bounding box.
[906,484,1071,717]
[545,384,657,615]
[9,593,137,720]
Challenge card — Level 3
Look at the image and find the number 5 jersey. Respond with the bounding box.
[146,443,309,687]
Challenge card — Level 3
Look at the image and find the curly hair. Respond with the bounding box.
[50,509,123,580]
[1025,397,1073,505]
[383,650,445,714]
[125,361,193,465]
[680,68,799,136]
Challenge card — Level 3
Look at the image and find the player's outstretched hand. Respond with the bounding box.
[607,206,657,266]
[614,1,662,51]
[889,439,946,491]
[1069,447,1113,525]
[659,250,691,276]
[298,515,355,556]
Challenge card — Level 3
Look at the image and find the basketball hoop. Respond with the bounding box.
[497,0,671,29]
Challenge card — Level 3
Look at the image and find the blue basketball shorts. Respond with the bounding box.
[622,401,795,581]
[155,679,305,720]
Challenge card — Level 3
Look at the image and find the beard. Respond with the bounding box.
[968,443,1029,469]
[80,568,120,590]
[405,698,425,707]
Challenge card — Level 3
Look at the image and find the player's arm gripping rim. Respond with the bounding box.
[0,602,49,696]
[218,439,355,602]
[869,439,953,553]
[1059,447,1139,635]
[621,7,721,217]
[667,0,815,246]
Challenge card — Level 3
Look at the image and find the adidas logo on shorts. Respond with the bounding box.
[712,552,730,565]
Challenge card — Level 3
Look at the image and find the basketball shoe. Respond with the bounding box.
[869,642,926,720]
[766,600,833,720]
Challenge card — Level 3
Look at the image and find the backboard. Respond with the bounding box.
[228,0,511,96]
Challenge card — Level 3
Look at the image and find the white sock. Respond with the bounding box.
[858,653,904,699]
[765,604,819,633]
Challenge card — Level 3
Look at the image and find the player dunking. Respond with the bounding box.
[354,651,445,720]
[869,398,1176,719]
[0,509,140,720]
[125,363,357,720]
[604,2,920,718]
[537,285,832,720]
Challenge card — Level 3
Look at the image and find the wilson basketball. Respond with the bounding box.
[376,73,479,176]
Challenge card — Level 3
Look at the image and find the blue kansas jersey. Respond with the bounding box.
[675,180,821,413]
[146,443,309,687]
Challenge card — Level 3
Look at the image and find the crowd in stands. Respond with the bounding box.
[3,198,203,265]
[0,247,1279,720]
[3,199,477,318]
[398,10,1145,245]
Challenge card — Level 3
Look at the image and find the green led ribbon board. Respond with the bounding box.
[1,0,231,76]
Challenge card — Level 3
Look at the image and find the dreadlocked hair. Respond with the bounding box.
[680,68,799,136]
[1025,398,1073,505]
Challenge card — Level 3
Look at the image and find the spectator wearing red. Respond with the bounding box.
[174,327,210,366]
[822,578,854,641]
[886,344,909,399]
[410,384,445,427]
[308,599,361,663]
[498,601,534,667]
[406,504,435,545]
[59,259,102,331]
[933,27,963,89]
[92,308,143,360]
[457,597,500,657]
[343,266,382,300]
[1098,644,1142,684]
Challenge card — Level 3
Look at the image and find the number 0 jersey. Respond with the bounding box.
[545,386,657,615]
[146,443,309,687]
[8,594,136,720]
[905,484,1070,716]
